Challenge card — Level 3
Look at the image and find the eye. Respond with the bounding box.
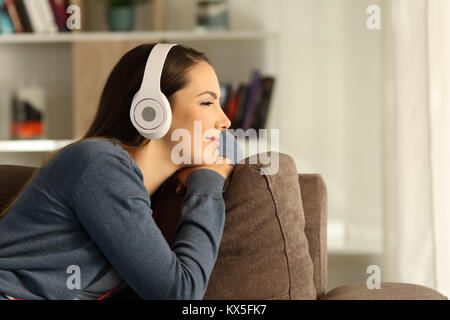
[201,102,214,106]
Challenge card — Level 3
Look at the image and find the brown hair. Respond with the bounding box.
[0,42,211,220]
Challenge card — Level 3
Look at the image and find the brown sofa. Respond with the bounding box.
[0,153,447,300]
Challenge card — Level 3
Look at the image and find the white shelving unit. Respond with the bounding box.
[0,30,277,44]
[0,139,74,153]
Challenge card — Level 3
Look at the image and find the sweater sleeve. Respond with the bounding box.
[74,153,226,300]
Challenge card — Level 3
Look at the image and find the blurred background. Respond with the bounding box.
[0,0,449,296]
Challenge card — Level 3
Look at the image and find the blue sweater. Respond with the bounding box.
[0,133,242,300]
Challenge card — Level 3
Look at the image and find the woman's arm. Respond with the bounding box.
[74,152,226,300]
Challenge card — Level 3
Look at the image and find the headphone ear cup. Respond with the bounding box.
[130,94,172,140]
[131,91,139,106]
[129,43,178,140]
[159,93,173,136]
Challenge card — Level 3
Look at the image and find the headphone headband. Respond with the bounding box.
[140,43,178,97]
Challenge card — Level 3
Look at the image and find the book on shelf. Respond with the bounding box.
[0,0,14,33]
[39,0,58,33]
[49,0,69,32]
[2,0,19,33]
[253,77,275,130]
[254,77,275,128]
[0,0,82,34]
[221,70,275,133]
[241,69,262,131]
[7,0,32,32]
[223,81,239,126]
[23,0,48,33]
[232,84,248,130]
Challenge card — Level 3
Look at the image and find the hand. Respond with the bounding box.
[175,156,234,194]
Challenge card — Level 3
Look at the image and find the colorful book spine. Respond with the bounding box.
[6,0,61,33]
[14,0,32,32]
[241,70,262,131]
[234,84,249,129]
[253,77,275,130]
[0,0,14,33]
[23,0,46,33]
[225,82,241,128]
[49,0,68,31]
[4,0,24,32]
[38,0,58,33]
[222,73,275,131]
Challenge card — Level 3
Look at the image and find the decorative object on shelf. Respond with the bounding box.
[195,0,229,31]
[101,0,151,31]
[9,86,47,140]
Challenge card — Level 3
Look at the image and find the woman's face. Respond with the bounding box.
[167,61,231,166]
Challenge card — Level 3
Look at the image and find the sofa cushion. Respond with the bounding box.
[154,152,317,300]
[319,282,448,300]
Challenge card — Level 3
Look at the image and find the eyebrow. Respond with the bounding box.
[197,91,220,100]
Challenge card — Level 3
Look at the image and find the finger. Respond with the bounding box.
[216,156,233,165]
[221,157,233,164]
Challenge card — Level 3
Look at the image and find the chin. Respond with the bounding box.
[189,145,218,165]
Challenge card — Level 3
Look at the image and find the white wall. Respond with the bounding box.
[276,0,385,289]
[271,0,383,252]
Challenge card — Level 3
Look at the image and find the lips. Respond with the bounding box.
[206,136,220,146]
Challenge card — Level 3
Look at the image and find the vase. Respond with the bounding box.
[107,5,135,31]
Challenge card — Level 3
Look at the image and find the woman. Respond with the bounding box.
[0,43,237,300]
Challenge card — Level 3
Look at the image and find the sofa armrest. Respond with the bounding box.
[298,174,328,298]
[319,282,448,300]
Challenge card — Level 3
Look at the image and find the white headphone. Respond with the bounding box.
[130,43,179,140]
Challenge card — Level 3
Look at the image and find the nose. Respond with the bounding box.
[217,107,231,131]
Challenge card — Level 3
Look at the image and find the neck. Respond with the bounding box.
[123,139,181,196]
